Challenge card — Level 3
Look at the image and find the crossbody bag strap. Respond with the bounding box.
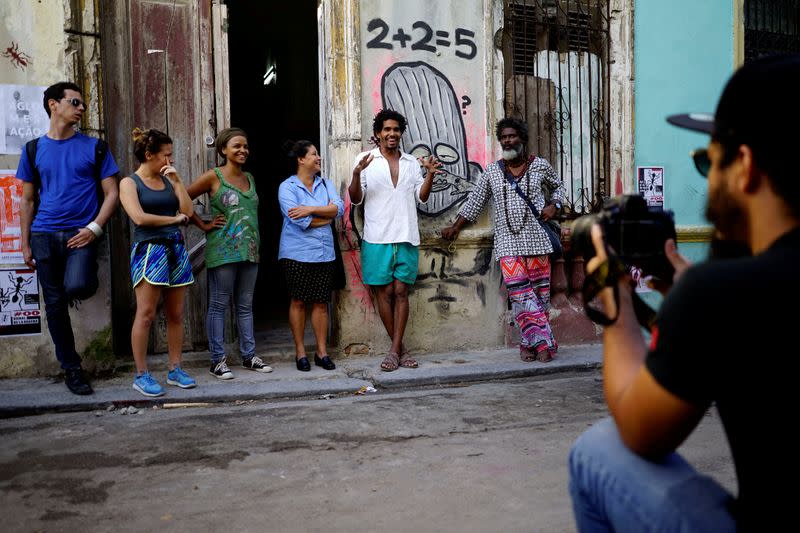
[500,159,541,219]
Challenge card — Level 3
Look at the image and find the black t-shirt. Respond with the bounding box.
[646,227,800,530]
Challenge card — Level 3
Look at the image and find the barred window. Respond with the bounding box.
[744,0,800,61]
[503,0,611,216]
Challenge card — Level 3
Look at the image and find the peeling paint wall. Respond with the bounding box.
[0,0,113,377]
[322,0,507,355]
[321,0,636,356]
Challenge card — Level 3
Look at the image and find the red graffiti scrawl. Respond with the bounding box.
[2,42,32,70]
[0,175,23,262]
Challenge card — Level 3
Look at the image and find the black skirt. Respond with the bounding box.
[281,259,335,303]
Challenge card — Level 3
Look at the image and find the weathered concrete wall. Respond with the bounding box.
[0,0,114,377]
[323,0,641,356]
[323,0,507,355]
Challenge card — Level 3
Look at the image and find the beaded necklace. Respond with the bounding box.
[501,156,533,235]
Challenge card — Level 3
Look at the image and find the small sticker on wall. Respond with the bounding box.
[637,166,664,208]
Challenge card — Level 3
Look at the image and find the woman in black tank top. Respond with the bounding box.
[119,128,195,398]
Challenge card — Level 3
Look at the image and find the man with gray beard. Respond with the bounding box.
[442,118,565,363]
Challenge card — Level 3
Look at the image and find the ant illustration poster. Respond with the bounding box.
[637,166,664,208]
[0,268,40,336]
[0,84,49,155]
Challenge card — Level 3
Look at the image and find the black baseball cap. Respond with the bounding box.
[667,53,800,144]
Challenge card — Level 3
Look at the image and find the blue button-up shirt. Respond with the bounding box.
[278,175,344,262]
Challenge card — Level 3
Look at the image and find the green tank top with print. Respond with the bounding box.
[204,167,260,269]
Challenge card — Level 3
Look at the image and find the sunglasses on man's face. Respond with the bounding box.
[60,97,86,108]
[690,148,710,177]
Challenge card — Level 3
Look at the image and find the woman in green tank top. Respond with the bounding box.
[188,128,272,379]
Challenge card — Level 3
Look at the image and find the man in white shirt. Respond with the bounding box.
[349,109,441,372]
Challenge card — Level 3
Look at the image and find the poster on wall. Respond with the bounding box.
[0,268,41,336]
[637,166,664,208]
[0,170,23,264]
[0,84,49,155]
[359,0,487,219]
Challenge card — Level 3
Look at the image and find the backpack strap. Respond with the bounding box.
[25,138,41,189]
[94,138,110,181]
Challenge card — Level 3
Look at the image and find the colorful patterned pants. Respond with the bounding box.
[500,255,557,353]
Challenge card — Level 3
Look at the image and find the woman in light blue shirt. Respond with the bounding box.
[278,140,344,372]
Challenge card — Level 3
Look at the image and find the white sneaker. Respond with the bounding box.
[209,359,234,380]
[242,356,273,373]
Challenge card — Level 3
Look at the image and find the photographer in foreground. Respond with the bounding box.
[568,54,799,532]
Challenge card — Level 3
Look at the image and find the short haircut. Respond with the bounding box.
[131,128,173,163]
[495,117,529,144]
[372,109,407,136]
[215,127,248,159]
[43,82,81,117]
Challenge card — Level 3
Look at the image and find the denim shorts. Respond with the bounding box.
[360,241,419,286]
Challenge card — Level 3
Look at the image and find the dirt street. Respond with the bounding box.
[0,372,735,533]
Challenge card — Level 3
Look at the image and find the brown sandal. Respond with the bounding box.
[399,349,418,369]
[536,348,554,363]
[381,352,400,372]
[520,346,537,362]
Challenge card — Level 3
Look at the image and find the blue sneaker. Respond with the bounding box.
[167,366,197,389]
[133,372,164,397]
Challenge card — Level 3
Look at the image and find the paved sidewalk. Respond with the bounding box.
[0,344,602,417]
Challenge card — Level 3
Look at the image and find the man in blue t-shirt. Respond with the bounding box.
[15,81,120,395]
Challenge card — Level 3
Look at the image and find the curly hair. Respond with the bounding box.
[372,109,407,136]
[132,128,172,163]
[495,117,529,144]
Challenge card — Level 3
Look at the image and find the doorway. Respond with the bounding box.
[225,0,320,342]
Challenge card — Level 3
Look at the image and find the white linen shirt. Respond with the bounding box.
[351,148,426,246]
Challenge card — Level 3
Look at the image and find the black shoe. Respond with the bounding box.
[314,354,336,370]
[64,368,93,395]
[296,356,311,372]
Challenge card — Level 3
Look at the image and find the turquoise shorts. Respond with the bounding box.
[360,241,419,286]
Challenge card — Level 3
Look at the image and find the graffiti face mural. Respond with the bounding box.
[381,62,482,217]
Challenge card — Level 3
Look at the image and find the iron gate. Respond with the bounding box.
[502,0,611,217]
[744,0,800,61]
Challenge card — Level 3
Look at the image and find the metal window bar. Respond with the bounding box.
[504,0,611,217]
[744,0,800,62]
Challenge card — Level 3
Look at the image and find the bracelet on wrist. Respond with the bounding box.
[86,221,103,238]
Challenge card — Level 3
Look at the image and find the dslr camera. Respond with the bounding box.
[572,194,677,281]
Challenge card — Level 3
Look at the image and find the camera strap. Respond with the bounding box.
[582,254,657,329]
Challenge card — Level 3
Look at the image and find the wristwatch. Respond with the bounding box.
[553,201,562,211]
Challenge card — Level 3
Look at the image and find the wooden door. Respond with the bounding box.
[102,0,221,353]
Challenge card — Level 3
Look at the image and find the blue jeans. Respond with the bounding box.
[206,262,258,363]
[30,230,99,370]
[568,418,736,533]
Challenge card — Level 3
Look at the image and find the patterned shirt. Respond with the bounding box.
[205,168,260,268]
[458,157,566,260]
